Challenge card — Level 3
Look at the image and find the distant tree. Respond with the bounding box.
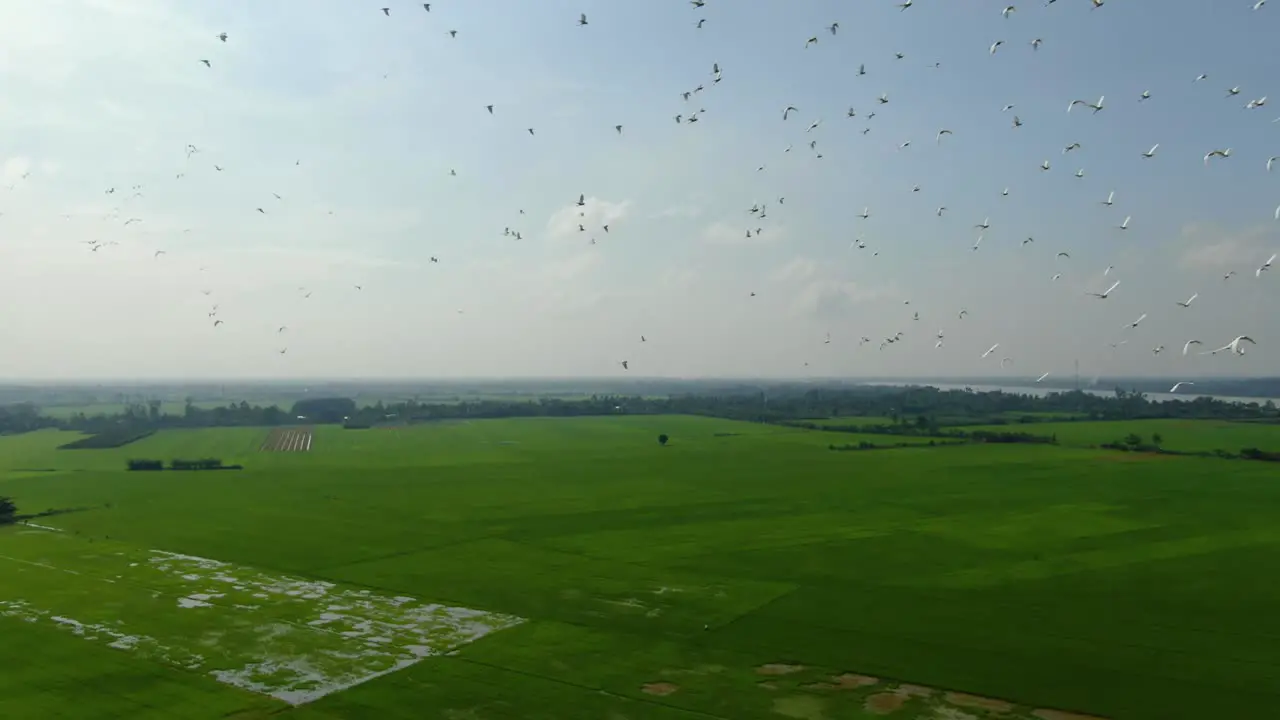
[0,496,16,524]
[291,397,357,423]
[1124,433,1143,448]
[1151,432,1164,447]
[658,434,669,446]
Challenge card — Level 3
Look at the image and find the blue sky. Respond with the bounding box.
[0,0,1276,380]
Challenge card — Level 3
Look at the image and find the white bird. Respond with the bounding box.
[1203,336,1256,356]
[783,106,798,120]
[1176,293,1198,307]
[1182,340,1202,355]
[1267,156,1277,172]
[1153,346,1164,355]
[1123,313,1148,330]
[1258,253,1277,276]
[990,41,1005,55]
[936,129,953,144]
[1031,38,1042,50]
[1063,143,1081,154]
[1117,216,1131,230]
[1204,148,1232,165]
[975,217,991,230]
[1000,357,1014,368]
[1169,382,1196,393]
[982,343,1000,358]
[859,207,870,219]
[1002,5,1016,18]
[1040,160,1051,171]
[1139,90,1151,102]
[972,235,983,251]
[1075,168,1085,178]
[1088,281,1120,299]
[806,119,822,132]
[937,206,947,216]
[1101,190,1115,206]
[1141,144,1159,158]
[1036,372,1050,382]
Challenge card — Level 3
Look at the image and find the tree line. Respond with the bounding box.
[0,384,1277,438]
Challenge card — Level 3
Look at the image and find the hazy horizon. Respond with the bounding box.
[1,1,1275,379]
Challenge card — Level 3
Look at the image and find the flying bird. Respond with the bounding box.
[1204,148,1232,165]
[1203,336,1256,356]
[381,7,390,16]
[578,13,588,26]
[1182,340,1202,356]
[1087,281,1121,299]
[1176,293,1198,307]
[1258,253,1277,276]
[1169,382,1196,393]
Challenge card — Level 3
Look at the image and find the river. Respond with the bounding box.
[863,382,1280,406]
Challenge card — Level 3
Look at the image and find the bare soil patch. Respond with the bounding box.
[641,682,679,697]
[1033,710,1109,720]
[945,692,1014,713]
[758,681,779,691]
[892,684,935,698]
[833,673,878,689]
[757,663,806,676]
[865,693,906,714]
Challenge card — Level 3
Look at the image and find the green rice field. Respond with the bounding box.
[2,415,1280,719]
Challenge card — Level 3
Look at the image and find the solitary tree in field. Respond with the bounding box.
[1151,432,1163,447]
[658,434,669,446]
[0,497,17,525]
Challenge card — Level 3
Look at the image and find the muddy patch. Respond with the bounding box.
[1033,711,1108,720]
[892,683,935,698]
[0,546,525,706]
[757,663,806,676]
[833,673,878,689]
[945,692,1014,713]
[641,682,679,697]
[865,693,906,714]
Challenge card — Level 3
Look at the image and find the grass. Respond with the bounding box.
[2,415,1280,719]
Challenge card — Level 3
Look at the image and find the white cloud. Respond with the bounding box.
[1179,223,1276,269]
[1,157,32,184]
[651,204,703,220]
[766,255,895,319]
[701,219,784,246]
[546,197,631,241]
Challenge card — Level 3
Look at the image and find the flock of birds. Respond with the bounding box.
[8,1,1278,385]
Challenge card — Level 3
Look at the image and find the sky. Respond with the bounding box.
[0,0,1277,381]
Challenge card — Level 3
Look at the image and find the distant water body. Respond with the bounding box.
[865,382,1280,407]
